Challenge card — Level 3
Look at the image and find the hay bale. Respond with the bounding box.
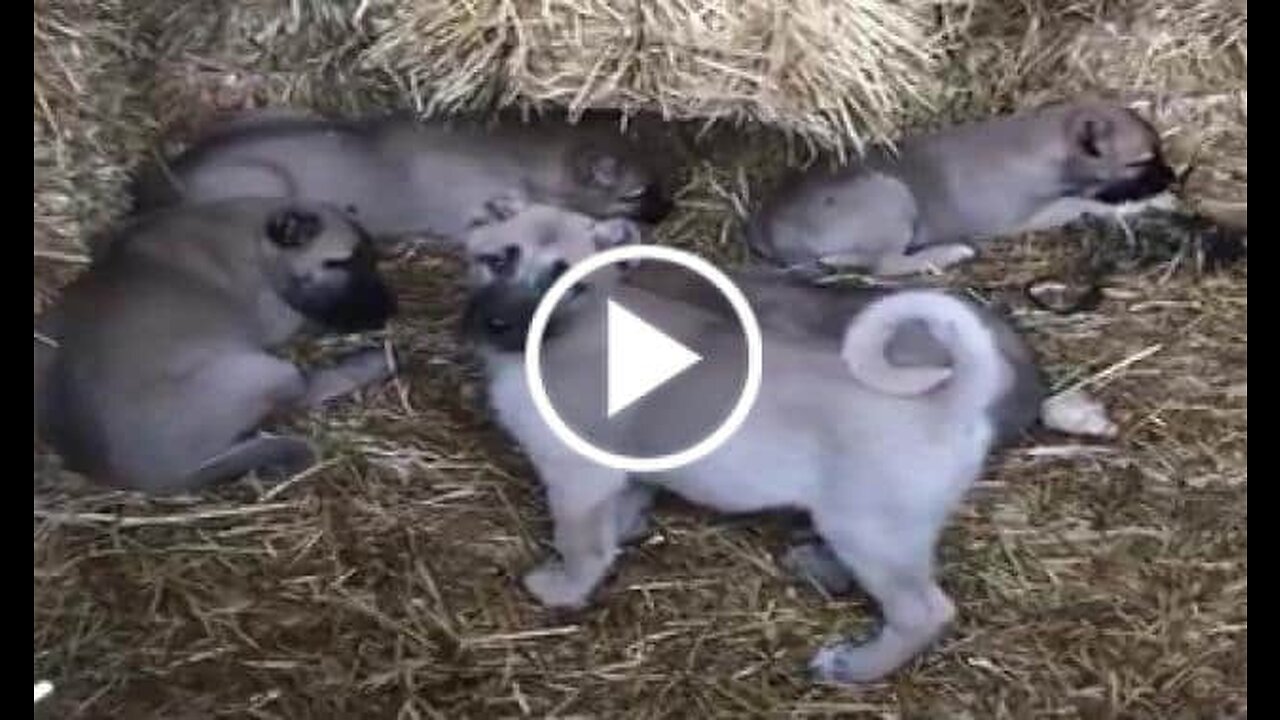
[33,0,154,308]
[936,0,1247,215]
[365,0,942,152]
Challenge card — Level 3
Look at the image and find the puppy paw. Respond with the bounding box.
[255,436,317,483]
[1041,388,1118,438]
[336,347,395,385]
[933,243,977,266]
[809,635,892,685]
[523,562,595,609]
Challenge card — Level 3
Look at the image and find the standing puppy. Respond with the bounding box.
[746,100,1177,275]
[132,109,675,248]
[461,202,1028,682]
[34,199,397,493]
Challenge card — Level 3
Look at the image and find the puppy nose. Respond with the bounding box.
[635,185,675,223]
[548,260,570,282]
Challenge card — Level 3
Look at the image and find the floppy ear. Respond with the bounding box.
[590,218,642,250]
[573,148,623,188]
[265,207,323,248]
[467,192,528,228]
[1067,109,1118,160]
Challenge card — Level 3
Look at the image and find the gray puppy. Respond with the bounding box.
[132,109,675,248]
[460,202,1032,682]
[746,100,1178,275]
[34,199,397,493]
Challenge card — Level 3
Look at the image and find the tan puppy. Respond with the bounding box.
[460,202,1028,683]
[746,100,1178,275]
[34,199,397,493]
[132,109,674,248]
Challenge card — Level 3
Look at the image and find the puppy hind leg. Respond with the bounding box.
[524,463,630,609]
[615,482,657,544]
[299,348,394,408]
[179,434,316,491]
[808,515,956,683]
[781,541,857,596]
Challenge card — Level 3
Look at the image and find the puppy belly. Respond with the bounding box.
[659,442,820,514]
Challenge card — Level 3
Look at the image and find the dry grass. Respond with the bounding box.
[35,0,1245,717]
[364,0,941,154]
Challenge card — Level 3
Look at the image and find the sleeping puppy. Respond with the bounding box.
[131,108,675,250]
[460,201,1034,682]
[746,100,1178,275]
[34,199,397,493]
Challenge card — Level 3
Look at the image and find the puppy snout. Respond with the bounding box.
[548,260,570,283]
[1094,158,1179,204]
[634,184,675,224]
[461,284,540,352]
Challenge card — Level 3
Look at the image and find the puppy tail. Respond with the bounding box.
[841,290,1009,409]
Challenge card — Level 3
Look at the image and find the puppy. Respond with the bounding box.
[132,109,675,248]
[461,202,1028,682]
[746,100,1178,275]
[623,262,1116,442]
[624,262,1117,594]
[34,199,397,493]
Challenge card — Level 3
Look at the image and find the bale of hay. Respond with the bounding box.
[364,0,943,152]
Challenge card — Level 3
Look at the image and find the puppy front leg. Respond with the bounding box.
[809,513,956,683]
[299,348,394,408]
[524,461,629,609]
[871,244,976,277]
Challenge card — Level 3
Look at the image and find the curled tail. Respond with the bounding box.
[841,290,1009,410]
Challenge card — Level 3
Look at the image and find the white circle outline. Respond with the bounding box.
[525,245,763,473]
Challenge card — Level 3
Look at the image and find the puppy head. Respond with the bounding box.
[553,141,674,224]
[1061,103,1177,204]
[460,197,643,351]
[259,203,397,333]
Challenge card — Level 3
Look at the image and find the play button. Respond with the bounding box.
[606,300,702,417]
[526,245,762,473]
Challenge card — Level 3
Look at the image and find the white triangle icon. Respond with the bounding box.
[607,299,702,418]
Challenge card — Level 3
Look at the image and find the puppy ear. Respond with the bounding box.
[468,192,527,228]
[590,218,642,250]
[573,148,623,189]
[1068,109,1117,160]
[265,207,323,248]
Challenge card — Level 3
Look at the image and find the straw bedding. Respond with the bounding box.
[34,0,1245,716]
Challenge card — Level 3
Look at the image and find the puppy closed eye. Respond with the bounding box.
[476,245,521,276]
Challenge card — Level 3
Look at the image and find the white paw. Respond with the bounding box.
[523,562,594,609]
[1041,388,1118,438]
[936,243,977,265]
[810,638,892,684]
